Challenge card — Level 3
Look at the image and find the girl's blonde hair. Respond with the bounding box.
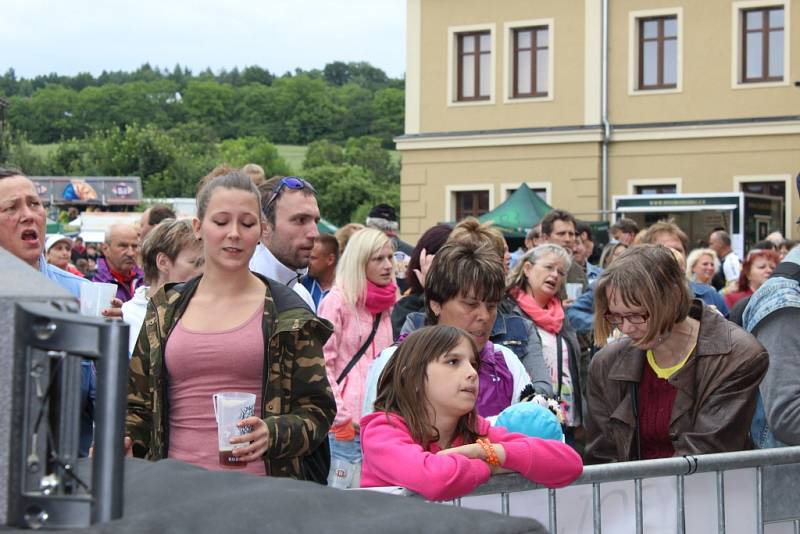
[334,228,393,306]
[685,248,720,281]
[374,325,480,448]
[506,243,572,291]
[594,244,691,347]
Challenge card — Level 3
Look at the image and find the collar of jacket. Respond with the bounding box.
[606,299,731,385]
[249,243,308,287]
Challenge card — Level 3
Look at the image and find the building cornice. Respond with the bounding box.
[395,116,800,151]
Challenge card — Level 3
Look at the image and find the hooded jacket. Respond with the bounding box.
[126,273,336,479]
[585,300,768,463]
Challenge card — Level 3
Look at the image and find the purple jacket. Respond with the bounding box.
[92,258,144,303]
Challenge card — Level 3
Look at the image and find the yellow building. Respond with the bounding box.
[397,0,800,251]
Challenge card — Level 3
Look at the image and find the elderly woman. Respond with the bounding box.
[505,244,583,439]
[585,245,768,463]
[362,241,533,419]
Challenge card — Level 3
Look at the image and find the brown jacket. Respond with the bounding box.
[585,300,768,464]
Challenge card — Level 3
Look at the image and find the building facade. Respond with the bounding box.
[397,0,800,246]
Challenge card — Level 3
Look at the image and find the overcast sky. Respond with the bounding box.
[2,0,407,79]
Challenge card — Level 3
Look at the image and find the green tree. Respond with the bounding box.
[182,80,236,138]
[370,87,404,147]
[302,139,344,169]
[218,137,292,177]
[343,136,398,184]
[268,75,344,144]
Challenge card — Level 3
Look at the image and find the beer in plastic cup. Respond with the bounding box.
[212,392,256,467]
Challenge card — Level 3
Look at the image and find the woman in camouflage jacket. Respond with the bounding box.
[126,170,336,480]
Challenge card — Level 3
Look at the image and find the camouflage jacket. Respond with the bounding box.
[126,274,336,479]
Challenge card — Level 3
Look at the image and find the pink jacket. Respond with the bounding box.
[318,287,394,427]
[360,412,583,501]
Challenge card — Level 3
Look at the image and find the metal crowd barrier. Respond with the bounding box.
[400,446,800,534]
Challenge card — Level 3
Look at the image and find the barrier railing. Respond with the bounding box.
[397,446,800,534]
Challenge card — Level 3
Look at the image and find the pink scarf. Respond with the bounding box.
[511,287,564,334]
[364,280,397,314]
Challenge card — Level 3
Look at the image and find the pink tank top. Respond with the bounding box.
[165,302,266,476]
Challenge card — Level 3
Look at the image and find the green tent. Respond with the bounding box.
[46,217,60,233]
[478,183,553,237]
[317,218,338,234]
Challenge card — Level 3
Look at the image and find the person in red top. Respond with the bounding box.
[724,248,779,310]
[585,245,767,463]
[360,325,582,501]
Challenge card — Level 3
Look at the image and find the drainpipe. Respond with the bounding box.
[601,0,611,221]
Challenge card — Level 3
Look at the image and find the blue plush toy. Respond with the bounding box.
[495,397,565,442]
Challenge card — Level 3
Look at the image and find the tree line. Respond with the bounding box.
[0,61,404,225]
[1,61,404,147]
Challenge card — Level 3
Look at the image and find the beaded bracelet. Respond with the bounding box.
[476,438,501,467]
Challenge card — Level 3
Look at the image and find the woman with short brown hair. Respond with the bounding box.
[586,245,768,463]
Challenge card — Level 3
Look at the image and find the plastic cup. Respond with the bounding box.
[565,283,583,300]
[79,282,118,316]
[212,392,256,468]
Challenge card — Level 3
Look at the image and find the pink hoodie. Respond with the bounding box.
[360,412,583,501]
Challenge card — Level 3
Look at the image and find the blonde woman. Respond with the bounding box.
[318,228,396,485]
[686,248,719,285]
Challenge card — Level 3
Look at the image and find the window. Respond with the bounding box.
[638,16,678,89]
[457,31,491,101]
[455,191,489,220]
[742,6,784,82]
[635,184,677,195]
[512,26,549,98]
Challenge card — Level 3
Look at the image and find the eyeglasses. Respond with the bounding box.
[603,312,649,327]
[266,176,316,209]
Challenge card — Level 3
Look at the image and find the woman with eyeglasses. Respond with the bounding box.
[318,228,396,487]
[504,244,583,443]
[585,245,768,463]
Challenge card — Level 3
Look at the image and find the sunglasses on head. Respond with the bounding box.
[266,176,316,209]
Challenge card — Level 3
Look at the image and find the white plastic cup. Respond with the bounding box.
[565,283,583,300]
[79,282,118,316]
[212,392,256,467]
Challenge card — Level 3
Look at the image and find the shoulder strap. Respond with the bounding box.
[770,260,800,283]
[263,276,312,313]
[556,334,564,401]
[337,313,381,385]
[630,381,641,461]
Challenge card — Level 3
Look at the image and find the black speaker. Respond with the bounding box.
[0,249,128,529]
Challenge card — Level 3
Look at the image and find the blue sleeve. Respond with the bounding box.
[566,287,596,335]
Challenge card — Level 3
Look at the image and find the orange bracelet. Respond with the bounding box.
[476,438,501,467]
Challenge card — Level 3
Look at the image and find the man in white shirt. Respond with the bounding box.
[250,176,319,311]
[709,230,742,290]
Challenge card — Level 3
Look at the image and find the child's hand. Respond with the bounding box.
[436,443,484,459]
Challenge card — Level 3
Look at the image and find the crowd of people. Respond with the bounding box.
[3,162,798,501]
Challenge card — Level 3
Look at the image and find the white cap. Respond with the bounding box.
[45,234,72,253]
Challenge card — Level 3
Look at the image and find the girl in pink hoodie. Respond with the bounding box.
[360,325,583,501]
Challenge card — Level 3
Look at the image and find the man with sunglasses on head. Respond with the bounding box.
[250,176,319,311]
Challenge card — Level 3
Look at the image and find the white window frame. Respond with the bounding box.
[733,173,792,235]
[628,7,684,96]
[503,19,555,104]
[447,24,497,107]
[627,177,683,195]
[500,181,552,204]
[445,184,495,221]
[731,0,791,89]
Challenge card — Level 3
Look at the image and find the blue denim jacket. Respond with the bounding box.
[743,247,800,448]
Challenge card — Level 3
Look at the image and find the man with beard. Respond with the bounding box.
[250,176,319,310]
